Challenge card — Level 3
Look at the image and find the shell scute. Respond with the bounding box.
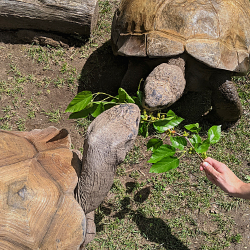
[0,132,37,167]
[112,0,250,72]
[0,127,85,249]
[0,158,60,248]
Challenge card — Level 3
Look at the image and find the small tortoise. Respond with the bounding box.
[0,104,140,249]
[111,0,250,123]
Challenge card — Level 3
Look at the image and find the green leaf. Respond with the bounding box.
[133,90,143,107]
[148,145,176,163]
[153,117,184,133]
[208,125,221,144]
[118,88,135,103]
[139,121,149,138]
[90,102,105,117]
[170,136,187,150]
[149,156,179,173]
[189,134,202,146]
[195,139,210,153]
[137,90,143,105]
[65,91,93,113]
[147,138,163,151]
[103,102,117,111]
[69,107,92,119]
[166,110,177,118]
[184,123,201,133]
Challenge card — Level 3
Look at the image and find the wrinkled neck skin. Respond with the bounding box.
[77,138,121,214]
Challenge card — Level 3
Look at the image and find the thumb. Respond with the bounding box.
[202,161,220,179]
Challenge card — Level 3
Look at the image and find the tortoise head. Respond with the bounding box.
[143,63,186,111]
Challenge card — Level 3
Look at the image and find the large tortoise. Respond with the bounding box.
[111,0,250,123]
[0,104,140,249]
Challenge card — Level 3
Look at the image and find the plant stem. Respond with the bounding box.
[93,92,119,101]
[175,132,204,162]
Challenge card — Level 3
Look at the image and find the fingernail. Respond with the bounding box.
[203,162,209,168]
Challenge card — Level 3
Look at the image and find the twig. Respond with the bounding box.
[138,169,145,176]
[175,132,204,162]
[125,168,135,173]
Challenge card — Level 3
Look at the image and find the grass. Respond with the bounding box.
[42,109,61,123]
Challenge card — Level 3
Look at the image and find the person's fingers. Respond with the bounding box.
[200,163,204,171]
[203,157,227,173]
[205,172,217,185]
[201,161,220,185]
[202,161,220,179]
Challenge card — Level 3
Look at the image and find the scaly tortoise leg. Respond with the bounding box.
[80,211,96,248]
[208,71,243,123]
[121,57,151,94]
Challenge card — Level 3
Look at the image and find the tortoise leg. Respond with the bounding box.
[121,57,151,93]
[208,71,243,123]
[80,211,96,248]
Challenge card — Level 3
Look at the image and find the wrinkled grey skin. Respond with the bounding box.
[143,62,186,110]
[77,103,140,246]
[78,103,140,213]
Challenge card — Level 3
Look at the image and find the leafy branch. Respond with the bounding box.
[66,88,221,173]
[65,88,137,119]
[147,123,221,173]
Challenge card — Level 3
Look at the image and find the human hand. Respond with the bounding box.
[200,157,250,199]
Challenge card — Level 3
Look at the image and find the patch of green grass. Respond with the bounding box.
[27,45,66,70]
[0,122,11,130]
[54,77,65,88]
[16,118,26,131]
[42,109,61,123]
[229,233,242,243]
[75,117,92,137]
[129,170,140,180]
[60,62,68,74]
[123,145,143,164]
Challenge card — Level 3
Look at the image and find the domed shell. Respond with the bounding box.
[0,127,85,250]
[112,0,250,73]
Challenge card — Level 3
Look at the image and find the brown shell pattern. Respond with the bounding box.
[0,127,85,250]
[112,0,250,73]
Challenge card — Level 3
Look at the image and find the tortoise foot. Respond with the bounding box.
[80,211,96,248]
[210,77,243,123]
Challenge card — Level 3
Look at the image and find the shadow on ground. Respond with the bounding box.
[133,212,190,250]
[78,40,128,95]
[94,184,190,250]
[0,30,87,47]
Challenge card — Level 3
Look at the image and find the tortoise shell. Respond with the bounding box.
[0,127,85,249]
[112,0,250,74]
